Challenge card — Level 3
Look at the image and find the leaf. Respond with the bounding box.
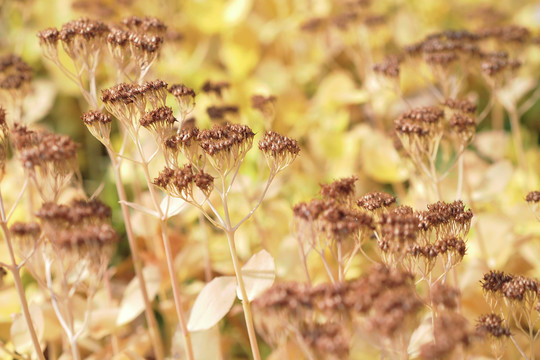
[89,307,120,339]
[11,303,44,354]
[160,195,188,219]
[187,276,237,332]
[172,325,222,360]
[360,126,409,183]
[237,249,276,301]
[117,266,161,326]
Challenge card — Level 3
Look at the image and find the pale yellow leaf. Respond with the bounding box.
[116,266,161,326]
[172,325,221,360]
[237,249,275,301]
[187,276,236,332]
[89,307,119,339]
[10,303,44,355]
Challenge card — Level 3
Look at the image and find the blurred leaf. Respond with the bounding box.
[220,25,260,79]
[119,200,159,218]
[359,126,409,183]
[224,0,253,25]
[0,288,20,322]
[23,80,56,124]
[471,161,513,202]
[89,307,119,339]
[237,249,275,301]
[10,303,44,355]
[187,276,236,332]
[117,266,161,326]
[160,195,188,219]
[172,324,222,360]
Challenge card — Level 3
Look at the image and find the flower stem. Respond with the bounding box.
[225,229,261,360]
[0,192,45,360]
[108,152,164,360]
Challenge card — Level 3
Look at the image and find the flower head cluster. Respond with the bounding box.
[81,110,112,143]
[420,312,473,359]
[0,54,33,104]
[251,94,276,118]
[168,84,196,121]
[526,190,540,219]
[38,18,108,69]
[101,80,167,129]
[35,199,118,273]
[476,313,511,339]
[153,164,214,202]
[258,130,300,173]
[140,106,177,143]
[16,129,78,200]
[253,265,419,355]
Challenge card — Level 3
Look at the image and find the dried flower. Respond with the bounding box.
[81,110,112,142]
[206,105,239,122]
[201,80,230,98]
[197,124,255,175]
[258,130,300,173]
[476,313,510,338]
[154,164,214,201]
[357,192,396,212]
[320,176,357,204]
[169,84,196,121]
[141,106,176,142]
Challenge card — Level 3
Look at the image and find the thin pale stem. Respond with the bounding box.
[135,139,194,360]
[0,192,45,360]
[107,151,164,360]
[225,229,261,360]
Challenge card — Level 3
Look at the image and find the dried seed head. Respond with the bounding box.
[420,312,472,359]
[477,25,530,43]
[81,110,112,142]
[55,18,109,66]
[320,202,374,241]
[10,123,41,151]
[320,176,357,204]
[140,106,176,142]
[163,127,200,166]
[251,94,276,114]
[442,98,477,114]
[431,283,460,309]
[301,323,350,359]
[169,84,196,120]
[526,191,540,203]
[481,270,513,294]
[258,130,300,173]
[0,55,32,99]
[206,105,239,122]
[10,222,41,238]
[197,124,255,174]
[122,16,167,35]
[357,192,396,212]
[154,164,214,201]
[379,206,419,249]
[501,275,538,302]
[476,314,510,338]
[373,55,401,78]
[293,199,326,222]
[201,80,230,98]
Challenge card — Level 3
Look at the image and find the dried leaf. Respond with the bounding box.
[89,307,120,339]
[117,266,161,326]
[172,325,222,360]
[187,276,237,332]
[11,303,44,354]
[160,195,188,219]
[237,249,276,301]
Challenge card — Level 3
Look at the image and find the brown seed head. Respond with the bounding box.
[357,192,396,211]
[81,110,112,125]
[201,80,230,98]
[526,191,540,203]
[258,130,300,172]
[476,314,510,338]
[481,270,513,294]
[320,176,357,203]
[10,222,41,238]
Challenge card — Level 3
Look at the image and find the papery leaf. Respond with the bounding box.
[187,276,237,332]
[160,195,188,219]
[172,324,222,360]
[89,307,120,339]
[237,249,275,301]
[11,303,44,354]
[117,266,161,326]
